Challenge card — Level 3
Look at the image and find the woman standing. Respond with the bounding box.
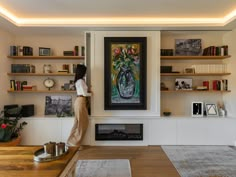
[67,64,91,147]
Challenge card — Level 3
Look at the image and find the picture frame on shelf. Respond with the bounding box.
[45,96,72,117]
[205,103,219,117]
[191,102,204,117]
[184,67,195,74]
[39,47,51,56]
[175,78,192,90]
[175,39,202,56]
[104,37,147,110]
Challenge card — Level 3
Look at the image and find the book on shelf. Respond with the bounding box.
[212,79,228,91]
[192,64,227,73]
[22,85,36,91]
[202,45,228,56]
[9,46,33,56]
[10,80,28,91]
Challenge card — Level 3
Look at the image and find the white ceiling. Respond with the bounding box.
[0,0,236,33]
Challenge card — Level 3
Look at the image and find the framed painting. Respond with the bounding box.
[104,37,147,110]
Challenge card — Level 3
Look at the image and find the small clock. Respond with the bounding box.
[43,78,55,90]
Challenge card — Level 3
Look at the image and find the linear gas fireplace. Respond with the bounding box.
[95,124,143,141]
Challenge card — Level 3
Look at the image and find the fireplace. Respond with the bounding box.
[95,124,143,141]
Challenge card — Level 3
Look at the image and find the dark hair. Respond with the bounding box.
[74,64,87,83]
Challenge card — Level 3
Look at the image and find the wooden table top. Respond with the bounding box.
[0,146,79,177]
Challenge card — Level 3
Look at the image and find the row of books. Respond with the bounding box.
[202,45,228,56]
[59,64,78,73]
[63,46,85,56]
[10,80,36,91]
[192,64,227,73]
[11,64,35,73]
[202,80,228,91]
[10,46,33,56]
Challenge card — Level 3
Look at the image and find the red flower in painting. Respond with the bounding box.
[1,124,7,129]
[114,47,121,56]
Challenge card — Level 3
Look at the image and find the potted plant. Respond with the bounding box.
[0,107,27,145]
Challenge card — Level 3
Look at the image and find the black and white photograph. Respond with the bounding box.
[205,103,219,117]
[175,78,192,90]
[175,39,202,56]
[45,95,72,116]
[191,102,204,117]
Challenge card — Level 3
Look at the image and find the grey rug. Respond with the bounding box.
[162,146,236,177]
[75,159,132,177]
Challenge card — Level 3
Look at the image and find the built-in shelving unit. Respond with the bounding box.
[161,90,231,93]
[7,56,84,59]
[7,73,75,76]
[161,73,231,76]
[161,55,231,60]
[7,90,76,93]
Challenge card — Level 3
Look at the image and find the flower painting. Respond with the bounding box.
[104,37,147,110]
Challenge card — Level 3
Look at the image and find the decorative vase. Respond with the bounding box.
[0,135,21,146]
[116,67,135,99]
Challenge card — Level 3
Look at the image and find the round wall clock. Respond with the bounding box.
[43,78,55,90]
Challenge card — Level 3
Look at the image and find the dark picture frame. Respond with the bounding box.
[191,102,204,117]
[175,39,202,56]
[104,37,147,110]
[39,47,51,56]
[45,95,72,117]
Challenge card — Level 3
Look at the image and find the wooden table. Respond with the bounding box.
[0,146,79,177]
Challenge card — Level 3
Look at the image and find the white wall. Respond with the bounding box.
[0,28,15,110]
[223,29,236,116]
[89,31,161,117]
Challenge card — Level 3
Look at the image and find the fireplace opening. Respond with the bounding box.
[95,124,143,141]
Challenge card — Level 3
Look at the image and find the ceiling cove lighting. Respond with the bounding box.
[0,6,235,27]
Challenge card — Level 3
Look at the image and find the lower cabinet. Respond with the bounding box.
[20,118,91,145]
[149,118,236,145]
[20,117,236,146]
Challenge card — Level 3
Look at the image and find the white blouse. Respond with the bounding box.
[75,79,91,97]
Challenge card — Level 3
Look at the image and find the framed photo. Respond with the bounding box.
[205,103,219,117]
[175,78,192,90]
[175,39,202,56]
[45,96,72,117]
[104,37,147,110]
[39,47,51,56]
[184,67,195,74]
[191,102,204,117]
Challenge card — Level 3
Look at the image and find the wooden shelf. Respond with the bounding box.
[161,55,231,60]
[7,73,75,76]
[161,90,231,93]
[7,56,84,59]
[7,90,76,93]
[161,73,231,76]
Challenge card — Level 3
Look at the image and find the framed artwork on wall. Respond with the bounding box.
[205,103,219,117]
[175,39,202,56]
[191,102,204,117]
[45,96,72,117]
[104,37,147,110]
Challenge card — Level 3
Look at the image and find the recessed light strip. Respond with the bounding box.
[0,6,235,27]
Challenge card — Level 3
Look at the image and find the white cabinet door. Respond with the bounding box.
[20,118,61,145]
[148,119,177,145]
[177,118,236,145]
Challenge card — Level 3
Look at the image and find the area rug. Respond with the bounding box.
[162,146,236,177]
[75,159,132,177]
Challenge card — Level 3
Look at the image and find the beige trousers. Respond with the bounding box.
[67,97,88,146]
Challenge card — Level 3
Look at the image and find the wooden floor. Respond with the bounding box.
[78,146,180,177]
